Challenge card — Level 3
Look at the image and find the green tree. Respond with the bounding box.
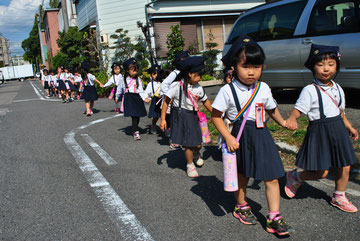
[166,25,185,68]
[52,52,69,69]
[53,26,86,69]
[22,14,41,70]
[202,30,221,76]
[132,36,150,84]
[109,28,133,64]
[49,0,59,8]
[83,28,101,72]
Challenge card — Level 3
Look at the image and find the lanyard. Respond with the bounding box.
[312,83,342,112]
[180,81,199,111]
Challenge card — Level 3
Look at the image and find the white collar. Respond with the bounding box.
[314,79,336,90]
[233,79,257,91]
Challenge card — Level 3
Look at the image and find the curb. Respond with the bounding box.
[200,79,223,87]
[275,141,298,155]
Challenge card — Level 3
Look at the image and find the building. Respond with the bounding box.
[148,0,265,58]
[11,56,30,66]
[0,35,11,67]
[58,0,78,32]
[43,8,61,69]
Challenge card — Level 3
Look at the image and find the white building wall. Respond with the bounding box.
[58,7,65,32]
[75,0,98,30]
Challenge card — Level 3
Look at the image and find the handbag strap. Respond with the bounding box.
[180,81,199,111]
[312,83,342,112]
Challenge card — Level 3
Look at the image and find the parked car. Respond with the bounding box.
[224,0,360,89]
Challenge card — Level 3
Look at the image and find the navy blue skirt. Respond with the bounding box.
[232,120,285,181]
[123,92,147,117]
[66,80,77,91]
[170,107,202,147]
[148,96,161,118]
[81,85,98,101]
[57,80,67,91]
[296,115,356,171]
[44,81,50,89]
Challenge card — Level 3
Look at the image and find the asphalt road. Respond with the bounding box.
[0,80,359,240]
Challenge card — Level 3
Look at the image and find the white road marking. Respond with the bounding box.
[29,81,44,100]
[64,115,153,240]
[81,134,118,166]
[13,98,42,103]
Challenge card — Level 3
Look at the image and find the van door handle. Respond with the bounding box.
[302,39,313,44]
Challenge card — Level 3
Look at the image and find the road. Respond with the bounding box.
[0,80,359,240]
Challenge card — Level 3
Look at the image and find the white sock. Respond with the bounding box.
[334,190,345,196]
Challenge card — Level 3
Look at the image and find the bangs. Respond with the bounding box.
[235,44,265,66]
[312,52,338,65]
[128,64,139,71]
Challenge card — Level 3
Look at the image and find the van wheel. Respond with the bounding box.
[20,78,24,82]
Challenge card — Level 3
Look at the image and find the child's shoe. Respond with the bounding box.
[169,142,181,149]
[193,151,204,167]
[165,128,171,138]
[86,109,91,116]
[285,169,303,198]
[331,193,358,213]
[186,163,198,178]
[150,126,157,135]
[233,204,257,225]
[62,99,66,103]
[115,108,120,114]
[90,109,94,115]
[266,214,293,236]
[76,95,80,100]
[133,131,141,140]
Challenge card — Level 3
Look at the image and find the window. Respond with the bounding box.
[228,0,306,43]
[308,0,359,35]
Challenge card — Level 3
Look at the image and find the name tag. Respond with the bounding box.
[255,103,265,128]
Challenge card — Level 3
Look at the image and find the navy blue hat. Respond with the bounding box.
[174,51,190,64]
[304,44,340,70]
[221,34,259,67]
[123,58,138,70]
[111,62,121,69]
[177,56,205,73]
[147,64,161,74]
[81,61,90,72]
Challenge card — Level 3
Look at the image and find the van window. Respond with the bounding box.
[227,1,306,43]
[308,0,359,35]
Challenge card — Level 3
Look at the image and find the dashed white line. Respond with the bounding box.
[81,134,118,166]
[29,81,44,100]
[64,115,153,241]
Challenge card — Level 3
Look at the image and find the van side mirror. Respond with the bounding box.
[341,16,356,28]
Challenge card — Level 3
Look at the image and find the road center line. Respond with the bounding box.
[81,134,118,166]
[64,115,153,240]
[29,81,44,100]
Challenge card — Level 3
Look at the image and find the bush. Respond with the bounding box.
[202,74,214,81]
[94,71,110,97]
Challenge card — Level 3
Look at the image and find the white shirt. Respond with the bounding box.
[212,80,277,122]
[86,73,96,86]
[104,74,123,88]
[160,69,180,95]
[145,80,161,98]
[50,75,57,83]
[65,72,73,81]
[116,77,147,100]
[57,73,66,81]
[74,75,83,83]
[166,81,208,111]
[295,79,345,121]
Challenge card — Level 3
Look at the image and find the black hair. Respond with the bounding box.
[223,69,233,84]
[309,52,340,73]
[111,64,121,75]
[43,69,49,75]
[124,63,139,88]
[163,69,172,79]
[49,69,54,74]
[175,68,206,98]
[233,44,266,67]
[73,67,80,74]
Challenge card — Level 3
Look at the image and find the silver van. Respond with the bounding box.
[224,0,360,89]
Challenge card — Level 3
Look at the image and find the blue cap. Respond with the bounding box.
[177,56,205,73]
[174,51,190,64]
[304,44,340,70]
[221,34,259,67]
[81,61,90,72]
[123,58,137,70]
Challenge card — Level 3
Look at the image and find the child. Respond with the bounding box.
[73,68,83,100]
[211,35,293,235]
[80,62,104,116]
[56,66,68,103]
[145,64,163,134]
[49,69,57,97]
[285,44,358,213]
[104,62,123,114]
[223,68,233,84]
[64,67,76,102]
[160,56,212,178]
[115,58,149,140]
[42,69,51,97]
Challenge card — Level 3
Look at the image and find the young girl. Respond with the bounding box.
[42,69,51,97]
[80,62,104,116]
[64,67,76,102]
[104,62,123,114]
[145,64,162,134]
[211,35,293,235]
[49,69,57,97]
[73,68,83,100]
[160,56,212,178]
[56,66,68,103]
[285,44,358,213]
[115,58,149,140]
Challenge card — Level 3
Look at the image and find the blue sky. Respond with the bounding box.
[0,0,49,57]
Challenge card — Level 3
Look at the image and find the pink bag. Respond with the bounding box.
[108,87,115,100]
[65,81,70,90]
[197,111,210,143]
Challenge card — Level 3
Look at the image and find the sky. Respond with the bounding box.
[0,0,49,57]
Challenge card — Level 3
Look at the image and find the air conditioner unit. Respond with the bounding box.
[100,34,108,44]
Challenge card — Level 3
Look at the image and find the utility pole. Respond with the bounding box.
[38,1,46,69]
